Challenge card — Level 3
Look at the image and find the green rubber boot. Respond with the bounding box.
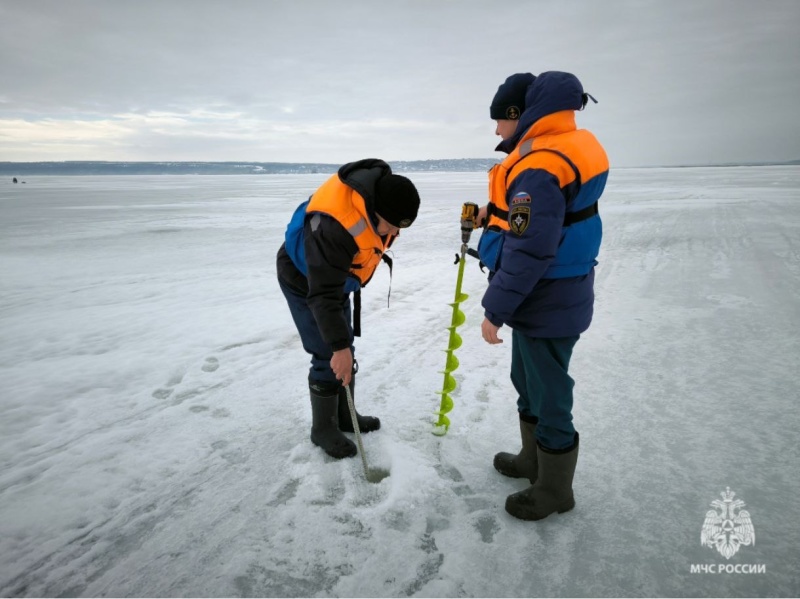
[493,416,538,484]
[505,433,579,521]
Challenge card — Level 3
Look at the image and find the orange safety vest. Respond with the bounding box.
[486,110,608,231]
[306,173,394,287]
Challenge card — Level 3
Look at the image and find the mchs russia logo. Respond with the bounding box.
[701,487,755,559]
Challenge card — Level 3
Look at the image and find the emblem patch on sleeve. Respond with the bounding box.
[509,191,531,235]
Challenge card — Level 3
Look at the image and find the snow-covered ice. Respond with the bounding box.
[1,168,798,597]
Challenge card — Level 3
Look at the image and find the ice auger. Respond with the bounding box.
[433,202,479,436]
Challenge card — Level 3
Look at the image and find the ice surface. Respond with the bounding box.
[1,168,798,597]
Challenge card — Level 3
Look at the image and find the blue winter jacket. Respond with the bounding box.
[480,71,609,338]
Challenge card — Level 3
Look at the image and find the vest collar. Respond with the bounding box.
[496,110,577,153]
[524,110,577,139]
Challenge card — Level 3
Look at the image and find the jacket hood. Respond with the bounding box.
[496,71,585,153]
[338,158,392,213]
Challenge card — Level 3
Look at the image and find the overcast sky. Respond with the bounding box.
[1,0,799,167]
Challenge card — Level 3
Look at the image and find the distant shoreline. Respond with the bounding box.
[0,159,497,176]
[1,159,798,176]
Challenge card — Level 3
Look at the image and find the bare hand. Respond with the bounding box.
[331,348,353,386]
[481,318,503,344]
[476,204,488,228]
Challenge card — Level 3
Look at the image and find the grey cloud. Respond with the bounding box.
[1,0,799,165]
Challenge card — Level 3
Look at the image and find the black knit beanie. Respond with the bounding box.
[374,174,420,228]
[490,72,536,120]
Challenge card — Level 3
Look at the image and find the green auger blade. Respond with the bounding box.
[443,351,459,373]
[433,393,452,434]
[439,372,456,393]
[434,241,472,436]
[447,328,463,350]
[436,393,454,413]
[450,307,466,327]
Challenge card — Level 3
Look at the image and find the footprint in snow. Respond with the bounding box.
[201,357,220,372]
[151,371,186,399]
[436,460,501,542]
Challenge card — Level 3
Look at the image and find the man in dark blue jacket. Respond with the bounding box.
[477,71,609,520]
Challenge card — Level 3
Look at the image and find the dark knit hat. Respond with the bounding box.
[374,174,420,228]
[490,73,536,120]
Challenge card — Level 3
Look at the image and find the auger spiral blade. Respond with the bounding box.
[439,371,457,393]
[443,351,459,373]
[447,328,463,350]
[450,307,466,327]
[433,234,471,435]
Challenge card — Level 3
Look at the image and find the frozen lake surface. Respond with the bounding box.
[1,168,799,597]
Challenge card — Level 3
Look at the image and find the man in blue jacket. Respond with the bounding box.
[477,71,609,520]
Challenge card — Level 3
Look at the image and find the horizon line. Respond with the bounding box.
[2,158,800,170]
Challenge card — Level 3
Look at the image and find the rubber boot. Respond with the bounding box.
[504,432,579,521]
[493,415,538,483]
[337,375,380,434]
[309,382,357,459]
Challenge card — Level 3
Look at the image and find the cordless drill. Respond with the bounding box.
[460,202,479,244]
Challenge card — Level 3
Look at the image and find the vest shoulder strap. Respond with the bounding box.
[518,146,582,201]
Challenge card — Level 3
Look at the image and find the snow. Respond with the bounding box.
[1,168,798,597]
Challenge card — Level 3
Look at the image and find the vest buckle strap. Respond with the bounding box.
[489,200,595,227]
[486,203,509,221]
[563,202,598,226]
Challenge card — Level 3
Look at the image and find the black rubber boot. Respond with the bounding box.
[337,375,380,434]
[493,415,538,483]
[309,382,357,459]
[504,432,579,521]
